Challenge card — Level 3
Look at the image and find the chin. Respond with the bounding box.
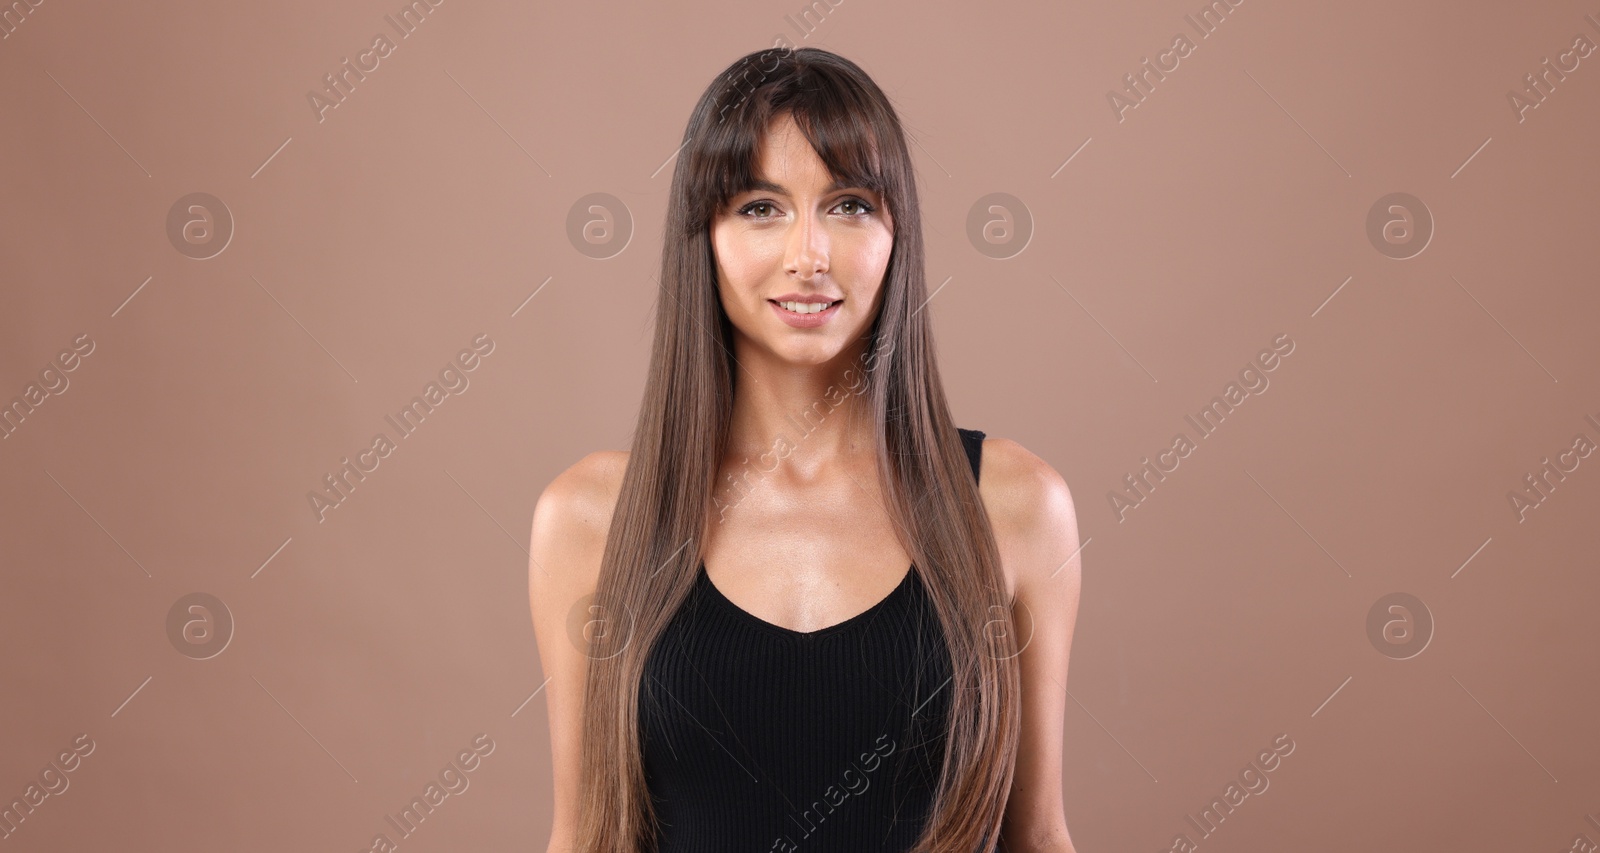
[771,342,840,365]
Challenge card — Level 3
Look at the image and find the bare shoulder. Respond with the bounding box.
[977,436,1076,542]
[976,437,1080,599]
[529,450,631,591]
[533,450,630,537]
[978,438,1083,850]
[526,448,630,847]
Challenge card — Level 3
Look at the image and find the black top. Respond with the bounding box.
[638,428,986,852]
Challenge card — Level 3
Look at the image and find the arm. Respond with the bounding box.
[528,452,626,852]
[983,439,1083,853]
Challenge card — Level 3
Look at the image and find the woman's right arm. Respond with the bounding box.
[528,451,627,852]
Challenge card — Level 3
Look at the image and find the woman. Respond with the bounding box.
[530,47,1082,852]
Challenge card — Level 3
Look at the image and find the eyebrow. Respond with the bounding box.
[743,177,865,196]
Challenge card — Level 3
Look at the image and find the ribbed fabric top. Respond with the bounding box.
[638,428,986,852]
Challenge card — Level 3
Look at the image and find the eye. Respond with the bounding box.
[736,200,778,219]
[835,196,875,216]
[734,196,877,220]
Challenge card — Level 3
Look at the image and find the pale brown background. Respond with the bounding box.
[2,0,1598,850]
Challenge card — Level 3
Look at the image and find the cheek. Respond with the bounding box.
[847,234,895,289]
[721,251,761,283]
[711,228,753,282]
[872,239,893,275]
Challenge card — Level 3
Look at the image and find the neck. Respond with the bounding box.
[724,337,877,475]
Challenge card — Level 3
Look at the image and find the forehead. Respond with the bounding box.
[751,118,831,184]
[747,123,876,198]
[743,174,858,196]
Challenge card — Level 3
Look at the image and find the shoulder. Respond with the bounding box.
[541,448,629,514]
[532,449,630,542]
[525,449,631,846]
[976,436,1076,542]
[975,437,1080,599]
[979,438,1083,849]
[528,450,631,591]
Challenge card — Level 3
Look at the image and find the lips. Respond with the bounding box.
[768,298,843,329]
[767,298,842,312]
[768,292,843,304]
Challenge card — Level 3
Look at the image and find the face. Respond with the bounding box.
[711,113,894,368]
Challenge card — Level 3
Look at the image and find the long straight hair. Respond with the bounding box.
[574,46,1021,853]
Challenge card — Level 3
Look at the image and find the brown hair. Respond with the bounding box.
[574,46,1020,852]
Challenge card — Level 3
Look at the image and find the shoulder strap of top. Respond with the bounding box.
[957,427,985,484]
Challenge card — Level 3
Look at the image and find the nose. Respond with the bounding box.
[784,211,828,281]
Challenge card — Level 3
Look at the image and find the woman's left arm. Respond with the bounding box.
[984,439,1083,853]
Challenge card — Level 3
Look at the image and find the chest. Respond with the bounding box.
[637,567,955,849]
[702,473,916,634]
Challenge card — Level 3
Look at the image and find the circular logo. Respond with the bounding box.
[981,596,1035,660]
[967,192,1033,259]
[1366,592,1433,660]
[1365,192,1433,260]
[567,592,635,659]
[166,593,234,660]
[566,192,633,260]
[166,193,235,260]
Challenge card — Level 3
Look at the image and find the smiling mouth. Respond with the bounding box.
[768,299,843,315]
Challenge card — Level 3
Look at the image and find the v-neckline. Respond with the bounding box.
[698,562,916,640]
